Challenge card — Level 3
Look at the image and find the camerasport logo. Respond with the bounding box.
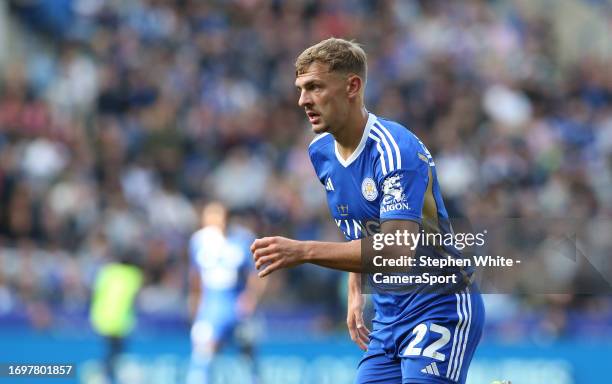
[381,174,410,213]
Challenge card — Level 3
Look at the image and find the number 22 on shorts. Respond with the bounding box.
[402,323,451,361]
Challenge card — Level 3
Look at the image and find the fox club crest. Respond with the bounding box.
[361,177,378,201]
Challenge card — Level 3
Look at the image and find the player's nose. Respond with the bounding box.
[298,90,312,108]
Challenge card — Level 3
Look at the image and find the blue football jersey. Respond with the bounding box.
[189,225,254,323]
[308,112,474,356]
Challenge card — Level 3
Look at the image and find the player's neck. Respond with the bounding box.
[334,107,368,160]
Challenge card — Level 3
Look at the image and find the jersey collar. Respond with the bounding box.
[334,112,376,167]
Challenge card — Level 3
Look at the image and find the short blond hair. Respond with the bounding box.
[295,38,367,82]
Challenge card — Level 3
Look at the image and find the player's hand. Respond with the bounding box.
[251,236,306,278]
[347,292,370,351]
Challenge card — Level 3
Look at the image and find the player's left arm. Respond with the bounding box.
[251,219,418,277]
[237,268,269,315]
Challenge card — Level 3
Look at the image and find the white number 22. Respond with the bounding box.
[403,323,451,361]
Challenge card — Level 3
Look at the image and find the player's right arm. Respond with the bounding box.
[187,235,204,322]
[188,267,202,321]
[251,219,419,276]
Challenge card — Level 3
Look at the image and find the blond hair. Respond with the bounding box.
[295,38,367,82]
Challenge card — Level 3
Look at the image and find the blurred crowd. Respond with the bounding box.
[0,0,610,340]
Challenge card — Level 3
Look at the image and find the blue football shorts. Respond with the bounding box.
[355,286,485,384]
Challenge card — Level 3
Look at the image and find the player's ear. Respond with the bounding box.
[346,74,362,99]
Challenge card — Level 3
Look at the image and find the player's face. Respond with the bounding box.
[202,202,227,230]
[295,62,350,134]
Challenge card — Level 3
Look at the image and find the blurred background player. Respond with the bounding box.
[89,249,143,384]
[187,202,266,384]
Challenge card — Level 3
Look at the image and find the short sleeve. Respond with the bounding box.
[378,151,430,223]
[241,237,256,270]
[230,227,256,270]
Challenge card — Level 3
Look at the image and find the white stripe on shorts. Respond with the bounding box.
[454,287,472,381]
[446,291,464,379]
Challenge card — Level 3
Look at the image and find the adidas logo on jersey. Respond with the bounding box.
[421,362,440,377]
[325,177,334,191]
